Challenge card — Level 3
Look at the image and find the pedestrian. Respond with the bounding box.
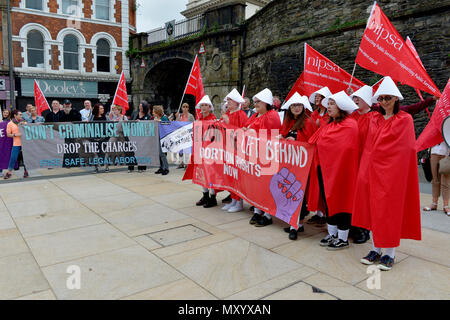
[80,100,93,121]
[28,106,45,123]
[308,91,359,250]
[3,110,29,179]
[174,102,194,169]
[242,97,255,118]
[244,88,282,226]
[60,99,82,122]
[45,100,63,122]
[91,103,107,173]
[153,105,169,175]
[423,142,450,215]
[107,105,128,121]
[2,109,11,121]
[279,92,317,240]
[353,76,422,271]
[221,88,248,213]
[22,104,33,123]
[128,101,151,173]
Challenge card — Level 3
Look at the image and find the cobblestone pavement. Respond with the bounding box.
[0,164,449,300]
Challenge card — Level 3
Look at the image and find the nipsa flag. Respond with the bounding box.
[184,55,205,105]
[355,2,441,97]
[34,80,50,116]
[285,43,366,101]
[112,71,129,115]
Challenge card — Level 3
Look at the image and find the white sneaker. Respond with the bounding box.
[222,202,234,211]
[227,200,243,213]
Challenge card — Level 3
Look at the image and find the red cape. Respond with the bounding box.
[351,111,421,247]
[311,109,330,128]
[245,110,282,134]
[308,117,359,216]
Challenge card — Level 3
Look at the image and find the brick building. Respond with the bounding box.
[10,0,136,111]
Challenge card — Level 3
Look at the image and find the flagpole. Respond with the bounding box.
[348,63,357,90]
[178,54,198,114]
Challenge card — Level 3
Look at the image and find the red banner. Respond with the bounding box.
[34,80,50,116]
[189,121,314,228]
[112,71,129,115]
[285,43,366,102]
[355,2,441,97]
[185,55,205,105]
[416,79,450,151]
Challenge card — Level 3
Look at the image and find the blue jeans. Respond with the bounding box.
[8,146,22,171]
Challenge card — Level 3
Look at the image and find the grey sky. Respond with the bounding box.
[136,0,187,33]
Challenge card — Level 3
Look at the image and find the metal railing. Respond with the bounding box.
[147,15,205,46]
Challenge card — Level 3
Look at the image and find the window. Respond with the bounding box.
[62,0,79,15]
[96,0,110,20]
[96,39,110,72]
[26,0,43,10]
[27,31,44,68]
[63,35,79,70]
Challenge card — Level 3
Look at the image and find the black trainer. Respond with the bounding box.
[161,169,169,175]
[288,229,298,240]
[306,214,322,224]
[284,226,304,233]
[360,251,382,265]
[203,195,217,208]
[319,234,337,247]
[249,213,261,225]
[255,216,272,227]
[327,238,349,250]
[196,192,209,206]
[155,168,163,174]
[378,255,395,271]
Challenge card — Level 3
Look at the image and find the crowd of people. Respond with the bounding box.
[0,99,174,178]
[189,76,441,271]
[0,77,444,271]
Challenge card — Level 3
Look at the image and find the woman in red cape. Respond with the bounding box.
[219,89,248,213]
[353,77,421,271]
[245,88,282,227]
[279,92,317,240]
[306,87,332,225]
[183,95,218,208]
[308,91,359,251]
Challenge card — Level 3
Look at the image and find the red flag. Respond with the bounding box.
[184,55,205,105]
[112,71,129,115]
[34,80,50,116]
[416,79,450,152]
[356,2,441,97]
[285,43,366,101]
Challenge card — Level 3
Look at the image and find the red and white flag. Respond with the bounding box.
[416,79,450,152]
[285,43,366,101]
[355,2,441,97]
[34,80,50,116]
[112,71,129,115]
[184,55,205,105]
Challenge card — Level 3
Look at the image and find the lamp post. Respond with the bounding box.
[7,0,15,110]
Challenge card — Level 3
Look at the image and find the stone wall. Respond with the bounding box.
[242,0,450,139]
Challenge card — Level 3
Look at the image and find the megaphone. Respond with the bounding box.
[442,116,450,148]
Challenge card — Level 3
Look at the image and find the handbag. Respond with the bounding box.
[420,149,432,182]
[439,156,450,175]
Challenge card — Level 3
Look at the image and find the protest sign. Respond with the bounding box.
[188,121,314,228]
[19,121,160,169]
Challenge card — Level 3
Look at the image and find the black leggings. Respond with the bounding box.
[317,166,351,230]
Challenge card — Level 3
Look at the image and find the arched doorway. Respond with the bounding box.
[143,58,196,115]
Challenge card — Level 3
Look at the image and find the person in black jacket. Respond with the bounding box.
[45,100,64,122]
[60,99,81,122]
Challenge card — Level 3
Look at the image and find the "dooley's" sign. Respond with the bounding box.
[21,78,98,98]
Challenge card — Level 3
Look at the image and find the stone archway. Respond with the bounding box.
[143,58,196,114]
